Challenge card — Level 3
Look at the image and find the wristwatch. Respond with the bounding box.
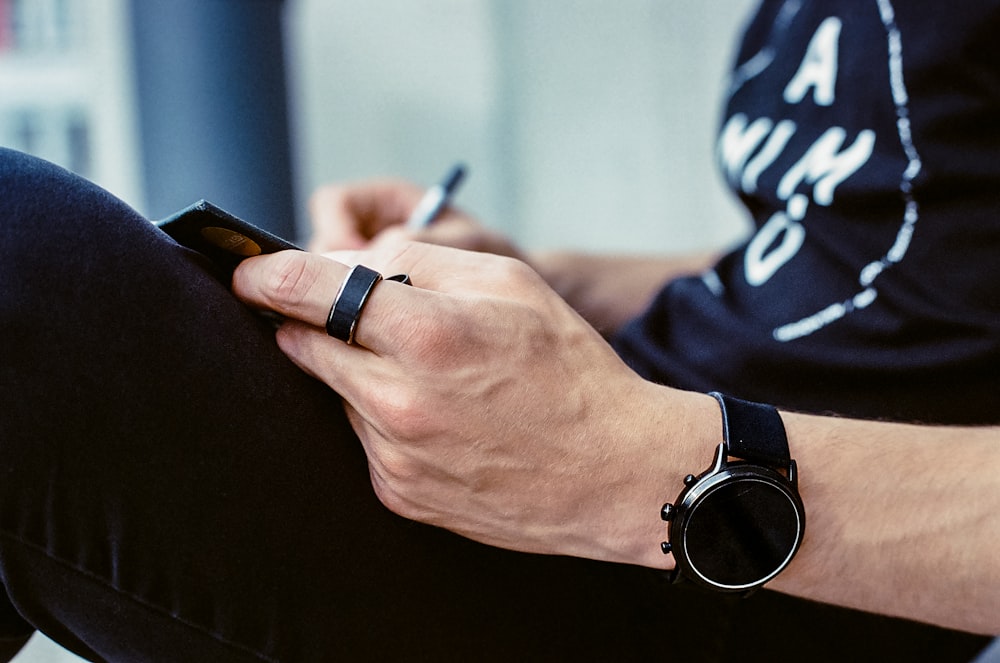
[659,392,805,593]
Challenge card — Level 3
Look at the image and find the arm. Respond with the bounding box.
[530,250,718,335]
[772,413,1000,635]
[232,243,1000,636]
[537,381,1000,635]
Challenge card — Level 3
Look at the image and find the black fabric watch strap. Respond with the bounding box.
[709,391,790,468]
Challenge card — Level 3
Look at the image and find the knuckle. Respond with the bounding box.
[495,255,538,285]
[369,384,435,441]
[375,450,417,488]
[368,452,429,521]
[398,306,464,366]
[369,472,412,518]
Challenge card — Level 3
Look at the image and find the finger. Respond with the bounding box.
[234,240,547,354]
[413,217,504,254]
[366,225,413,253]
[232,249,436,356]
[233,250,349,328]
[339,399,406,515]
[309,180,425,248]
[308,187,366,251]
[273,320,377,401]
[274,322,414,461]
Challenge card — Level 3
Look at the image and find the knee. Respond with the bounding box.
[0,147,150,265]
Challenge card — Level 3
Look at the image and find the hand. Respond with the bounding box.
[232,243,700,567]
[309,179,527,261]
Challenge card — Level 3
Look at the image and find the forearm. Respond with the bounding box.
[771,413,1000,634]
[529,250,718,335]
[626,391,1000,634]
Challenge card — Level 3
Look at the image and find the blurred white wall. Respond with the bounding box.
[286,0,757,253]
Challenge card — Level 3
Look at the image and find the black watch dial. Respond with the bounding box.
[678,466,803,590]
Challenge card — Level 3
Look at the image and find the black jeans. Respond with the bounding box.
[0,149,989,662]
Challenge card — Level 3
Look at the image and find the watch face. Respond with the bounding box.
[680,473,803,590]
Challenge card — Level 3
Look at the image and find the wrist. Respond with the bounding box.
[605,386,720,569]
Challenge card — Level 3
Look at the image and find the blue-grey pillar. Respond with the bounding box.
[129,0,296,238]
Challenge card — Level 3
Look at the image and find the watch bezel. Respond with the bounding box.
[667,443,805,593]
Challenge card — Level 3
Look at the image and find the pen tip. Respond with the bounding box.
[443,163,467,192]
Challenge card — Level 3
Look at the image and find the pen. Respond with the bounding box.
[405,163,467,229]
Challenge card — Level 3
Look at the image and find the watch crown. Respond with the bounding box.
[660,541,672,555]
[660,503,675,521]
[683,474,697,486]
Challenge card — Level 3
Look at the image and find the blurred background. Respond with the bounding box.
[1,0,754,253]
[2,0,752,660]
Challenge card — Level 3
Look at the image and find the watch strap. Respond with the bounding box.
[709,392,790,468]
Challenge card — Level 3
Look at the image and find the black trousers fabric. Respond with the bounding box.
[0,148,990,662]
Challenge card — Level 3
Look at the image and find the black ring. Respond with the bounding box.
[385,273,412,286]
[326,265,383,344]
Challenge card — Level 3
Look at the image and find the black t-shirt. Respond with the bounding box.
[614,0,1000,424]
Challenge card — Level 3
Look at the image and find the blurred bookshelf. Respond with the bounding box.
[0,0,143,209]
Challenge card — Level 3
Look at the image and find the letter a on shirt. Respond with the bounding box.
[784,17,841,106]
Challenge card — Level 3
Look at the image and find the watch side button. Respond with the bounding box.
[683,474,697,486]
[660,503,675,521]
[660,541,672,555]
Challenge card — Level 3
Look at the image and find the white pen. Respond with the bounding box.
[405,163,467,229]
